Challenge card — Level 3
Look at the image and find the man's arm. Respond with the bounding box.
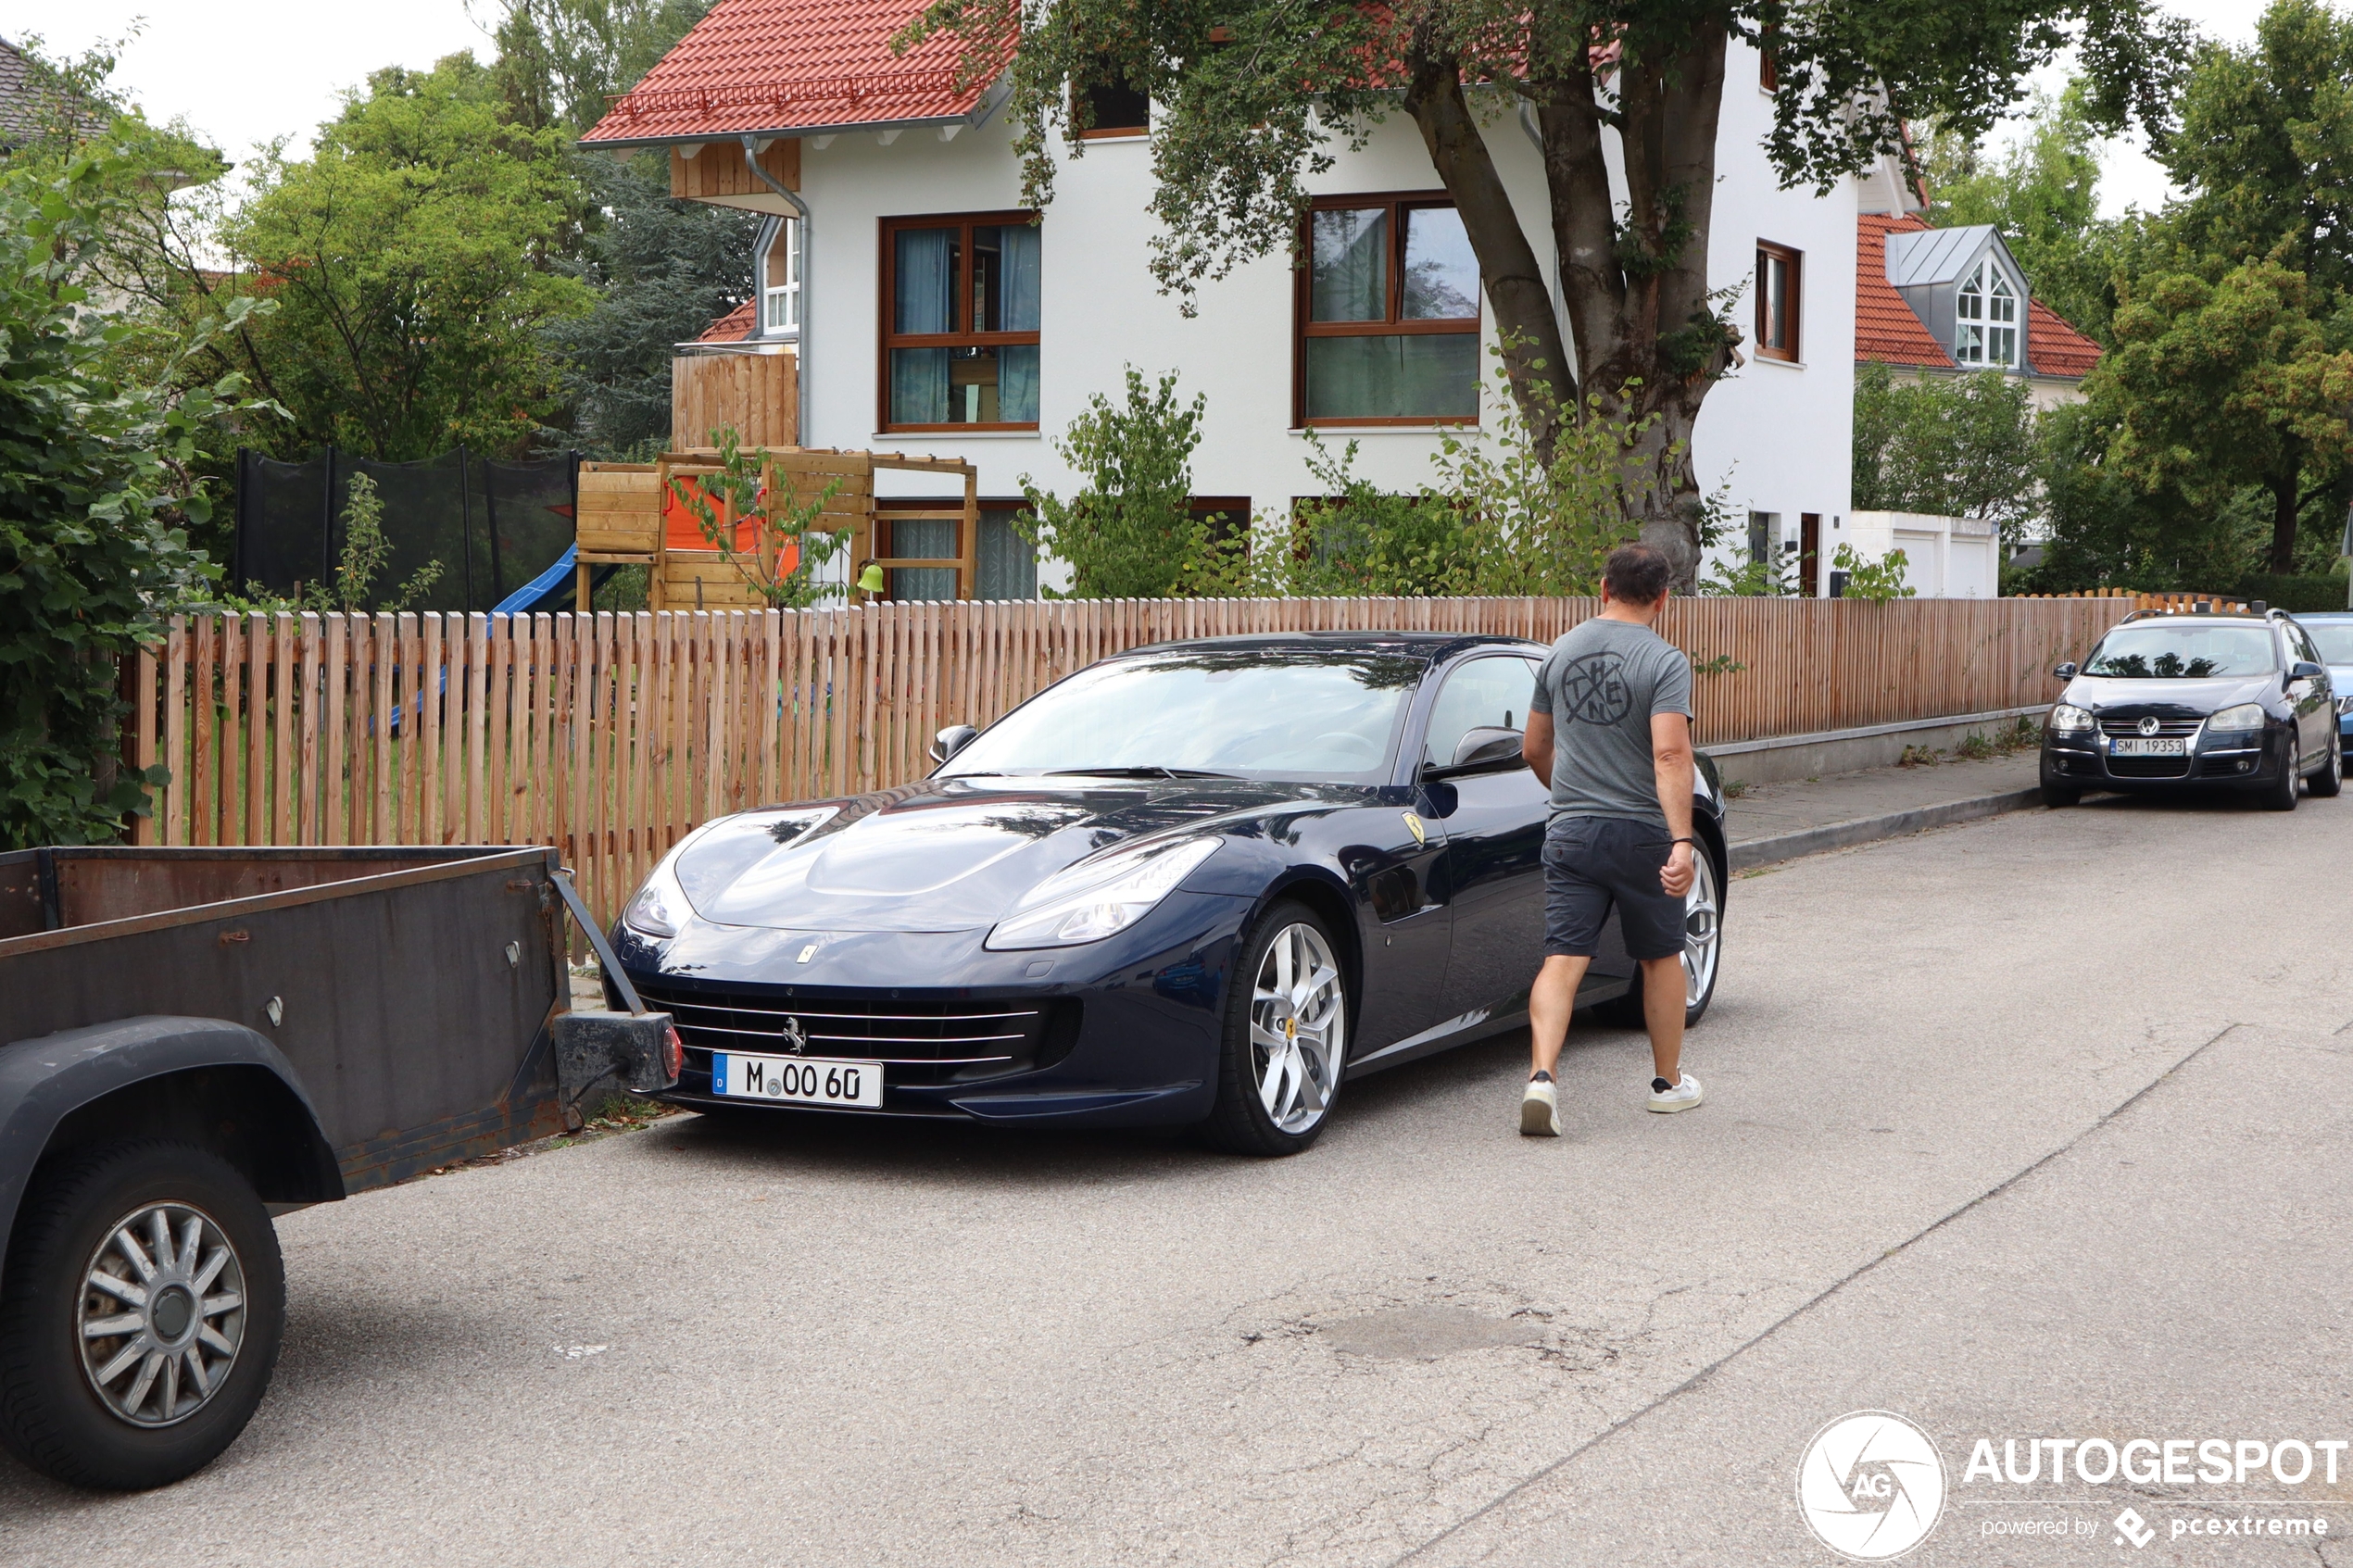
[1652,711,1696,897]
[1521,709,1554,789]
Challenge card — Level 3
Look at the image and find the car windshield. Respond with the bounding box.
[2081,623,2275,679]
[938,648,1425,783]
[2304,622,2353,664]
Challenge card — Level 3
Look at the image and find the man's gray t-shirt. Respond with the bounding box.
[1528,617,1692,826]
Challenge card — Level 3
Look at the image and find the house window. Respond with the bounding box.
[1955,257,2019,368]
[875,503,1039,600]
[1298,195,1481,424]
[1075,65,1149,138]
[1755,242,1800,361]
[881,213,1041,432]
[761,218,801,335]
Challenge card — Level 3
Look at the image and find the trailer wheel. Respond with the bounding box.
[0,1141,285,1490]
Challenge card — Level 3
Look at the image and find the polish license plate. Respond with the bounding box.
[2111,737,2185,756]
[711,1051,884,1108]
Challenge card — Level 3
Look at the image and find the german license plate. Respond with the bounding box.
[710,1051,884,1108]
[2111,737,2185,756]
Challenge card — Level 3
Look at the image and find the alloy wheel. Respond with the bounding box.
[1683,850,1722,1010]
[78,1201,248,1428]
[1250,922,1346,1134]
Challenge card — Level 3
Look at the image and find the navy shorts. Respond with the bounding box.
[1542,815,1688,962]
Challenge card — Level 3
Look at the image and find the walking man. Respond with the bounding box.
[1518,543,1703,1135]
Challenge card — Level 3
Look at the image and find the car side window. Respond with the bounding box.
[1424,657,1538,768]
[2295,625,2324,670]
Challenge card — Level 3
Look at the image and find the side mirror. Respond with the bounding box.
[2289,660,2323,684]
[1424,726,1523,777]
[929,723,979,764]
[2052,661,2079,681]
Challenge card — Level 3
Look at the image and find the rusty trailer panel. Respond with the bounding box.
[0,847,572,1193]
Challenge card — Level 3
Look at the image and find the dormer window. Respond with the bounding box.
[1954,257,2018,368]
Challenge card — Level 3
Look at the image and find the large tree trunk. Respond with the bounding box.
[2268,463,2302,575]
[1401,44,1576,462]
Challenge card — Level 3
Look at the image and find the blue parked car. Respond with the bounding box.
[2297,610,2353,747]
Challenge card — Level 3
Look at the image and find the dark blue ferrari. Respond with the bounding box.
[610,633,1728,1155]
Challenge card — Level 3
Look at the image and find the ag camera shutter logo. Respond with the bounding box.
[1796,1411,1947,1560]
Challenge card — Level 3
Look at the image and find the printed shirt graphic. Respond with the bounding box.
[1529,617,1692,827]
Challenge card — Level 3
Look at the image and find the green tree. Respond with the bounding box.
[903,0,2184,584]
[2092,257,2353,574]
[213,54,595,459]
[0,144,258,847]
[1851,359,2042,538]
[1018,369,1240,598]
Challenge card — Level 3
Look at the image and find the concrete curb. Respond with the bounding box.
[1727,785,2045,872]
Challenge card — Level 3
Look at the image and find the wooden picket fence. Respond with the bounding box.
[2014,589,2254,613]
[126,595,2133,927]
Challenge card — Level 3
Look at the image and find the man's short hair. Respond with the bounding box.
[1603,543,1672,606]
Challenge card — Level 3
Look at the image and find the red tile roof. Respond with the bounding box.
[2025,297,2102,377]
[581,0,1004,144]
[1856,213,2102,380]
[698,300,758,343]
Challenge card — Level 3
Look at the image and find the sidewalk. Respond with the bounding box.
[1719,749,2041,870]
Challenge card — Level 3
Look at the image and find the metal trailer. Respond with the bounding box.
[0,846,675,1490]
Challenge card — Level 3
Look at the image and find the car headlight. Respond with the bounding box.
[2338,695,2353,715]
[2048,703,2095,733]
[985,837,1222,951]
[2208,702,2266,734]
[623,856,687,939]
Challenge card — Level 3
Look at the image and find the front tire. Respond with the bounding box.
[2309,732,2343,798]
[1203,902,1349,1157]
[0,1142,285,1490]
[2265,736,2301,811]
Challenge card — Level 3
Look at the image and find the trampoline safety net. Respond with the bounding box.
[233,446,581,613]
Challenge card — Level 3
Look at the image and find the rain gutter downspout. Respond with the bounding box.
[741,135,811,448]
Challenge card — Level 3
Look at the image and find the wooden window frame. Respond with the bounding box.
[878,210,1043,434]
[1073,68,1150,139]
[874,496,1032,602]
[1293,191,1482,429]
[1755,240,1801,363]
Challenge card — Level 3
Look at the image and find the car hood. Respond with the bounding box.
[2062,673,2279,716]
[664,775,1358,934]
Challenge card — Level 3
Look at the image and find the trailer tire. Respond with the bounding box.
[0,1141,285,1490]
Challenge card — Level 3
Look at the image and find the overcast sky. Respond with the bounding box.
[8,0,2275,215]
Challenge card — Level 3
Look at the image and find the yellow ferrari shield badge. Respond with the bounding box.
[1402,811,1427,845]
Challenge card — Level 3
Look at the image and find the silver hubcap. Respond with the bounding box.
[1251,922,1346,1134]
[1683,851,1721,1010]
[79,1202,246,1428]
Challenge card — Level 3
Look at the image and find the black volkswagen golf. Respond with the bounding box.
[2040,609,2344,809]
[610,633,1728,1156]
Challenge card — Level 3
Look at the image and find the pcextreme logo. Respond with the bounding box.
[1797,1411,1948,1561]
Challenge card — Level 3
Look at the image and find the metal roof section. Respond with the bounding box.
[1883,224,1998,288]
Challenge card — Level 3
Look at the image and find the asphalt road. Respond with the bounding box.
[5,789,2350,1567]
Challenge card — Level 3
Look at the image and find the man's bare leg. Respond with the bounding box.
[1639,953,1685,1085]
[1528,953,1592,1079]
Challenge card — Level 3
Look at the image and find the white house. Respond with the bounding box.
[585,2,1898,601]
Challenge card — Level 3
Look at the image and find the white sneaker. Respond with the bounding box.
[1520,1073,1561,1136]
[1647,1073,1704,1112]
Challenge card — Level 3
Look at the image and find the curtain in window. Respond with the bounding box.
[977,508,1038,600]
[1000,224,1040,331]
[887,517,959,601]
[891,229,954,423]
[1311,209,1387,321]
[1304,334,1478,418]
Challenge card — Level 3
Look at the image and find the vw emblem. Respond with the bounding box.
[779,1017,807,1055]
[2137,716,2160,736]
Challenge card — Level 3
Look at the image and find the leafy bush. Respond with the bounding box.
[0,145,258,847]
[2230,571,2349,613]
[1831,543,1917,601]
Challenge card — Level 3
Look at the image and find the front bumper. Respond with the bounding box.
[2042,729,2282,788]
[608,892,1251,1128]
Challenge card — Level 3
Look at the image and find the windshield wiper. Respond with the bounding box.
[1043,765,1238,780]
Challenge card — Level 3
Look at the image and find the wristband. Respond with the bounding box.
[1669,837,1695,847]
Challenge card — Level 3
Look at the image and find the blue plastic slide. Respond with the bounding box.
[492,544,616,616]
